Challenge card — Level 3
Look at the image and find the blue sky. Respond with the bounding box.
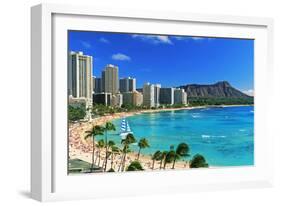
[68,31,254,95]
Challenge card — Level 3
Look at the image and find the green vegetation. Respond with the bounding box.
[85,125,104,172]
[96,139,105,166]
[188,97,254,106]
[119,133,136,172]
[92,104,146,117]
[172,143,190,169]
[103,122,116,172]
[137,138,150,160]
[151,151,162,170]
[68,105,86,121]
[159,151,168,169]
[110,145,121,170]
[189,154,209,168]
[126,161,144,171]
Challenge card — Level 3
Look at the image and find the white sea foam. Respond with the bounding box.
[202,134,226,139]
[202,135,210,138]
[191,114,201,118]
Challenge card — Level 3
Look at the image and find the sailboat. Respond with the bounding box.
[120,117,133,139]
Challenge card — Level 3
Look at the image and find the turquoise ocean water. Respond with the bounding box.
[96,106,254,167]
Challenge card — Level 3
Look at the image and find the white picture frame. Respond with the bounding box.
[31,3,274,202]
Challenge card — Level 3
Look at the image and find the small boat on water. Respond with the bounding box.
[120,117,133,139]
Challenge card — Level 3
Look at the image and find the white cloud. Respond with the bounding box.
[243,89,254,96]
[172,36,212,42]
[80,41,91,49]
[99,37,109,44]
[112,53,131,61]
[132,34,173,45]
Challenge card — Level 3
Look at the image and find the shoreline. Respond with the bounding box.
[90,104,253,126]
[68,104,253,172]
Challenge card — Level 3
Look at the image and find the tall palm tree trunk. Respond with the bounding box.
[111,154,114,169]
[91,137,95,172]
[159,159,163,169]
[152,160,155,170]
[95,152,99,164]
[163,158,167,169]
[172,158,176,169]
[118,153,124,172]
[121,152,127,172]
[98,150,101,166]
[104,131,108,171]
[137,148,141,160]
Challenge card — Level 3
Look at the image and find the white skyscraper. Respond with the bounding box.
[68,51,93,104]
[104,64,119,94]
[143,83,155,108]
[174,88,187,105]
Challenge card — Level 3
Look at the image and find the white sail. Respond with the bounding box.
[120,119,127,132]
[120,117,133,138]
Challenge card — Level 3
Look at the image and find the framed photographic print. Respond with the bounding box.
[31,3,274,201]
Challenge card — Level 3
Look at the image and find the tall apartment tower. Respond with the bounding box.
[160,88,175,105]
[104,64,119,94]
[154,84,161,108]
[68,51,93,104]
[143,83,155,108]
[174,88,187,105]
[120,77,136,93]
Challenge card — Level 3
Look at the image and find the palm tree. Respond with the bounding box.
[164,150,175,169]
[126,160,144,171]
[102,140,116,169]
[172,143,190,169]
[103,122,116,172]
[96,139,105,166]
[119,133,136,172]
[159,151,167,169]
[151,150,162,170]
[85,125,104,172]
[137,138,150,160]
[110,145,121,170]
[189,154,209,168]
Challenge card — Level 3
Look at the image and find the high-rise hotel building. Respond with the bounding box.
[143,83,155,108]
[68,51,93,104]
[154,84,161,108]
[160,88,175,105]
[120,77,136,93]
[174,88,187,105]
[104,64,119,94]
